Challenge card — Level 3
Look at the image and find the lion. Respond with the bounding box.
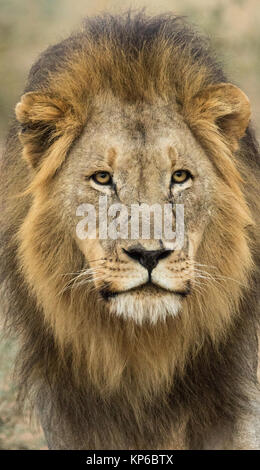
[0,12,259,450]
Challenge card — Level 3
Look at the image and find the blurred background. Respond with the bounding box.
[0,0,259,449]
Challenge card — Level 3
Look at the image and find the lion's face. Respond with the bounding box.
[55,94,216,323]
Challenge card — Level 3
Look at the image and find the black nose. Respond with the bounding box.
[123,247,172,272]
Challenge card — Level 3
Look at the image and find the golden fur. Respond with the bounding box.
[1,12,259,449]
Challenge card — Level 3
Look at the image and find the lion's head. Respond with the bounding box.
[12,13,256,394]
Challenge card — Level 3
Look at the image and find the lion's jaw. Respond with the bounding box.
[76,235,194,324]
[109,290,182,324]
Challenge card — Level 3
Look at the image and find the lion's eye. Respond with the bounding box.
[91,171,112,185]
[172,170,192,184]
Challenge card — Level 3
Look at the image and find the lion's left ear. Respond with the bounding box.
[188,83,251,149]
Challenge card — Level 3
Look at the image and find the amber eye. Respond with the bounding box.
[91,171,112,185]
[172,170,192,184]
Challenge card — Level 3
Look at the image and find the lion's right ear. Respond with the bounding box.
[15,92,80,170]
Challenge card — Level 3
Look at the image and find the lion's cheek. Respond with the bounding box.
[76,237,106,265]
[188,229,205,258]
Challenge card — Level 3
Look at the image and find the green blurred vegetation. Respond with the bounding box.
[0,335,46,449]
[0,0,259,450]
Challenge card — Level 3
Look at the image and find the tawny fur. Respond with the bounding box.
[0,12,259,449]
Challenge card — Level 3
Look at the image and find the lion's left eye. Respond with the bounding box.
[172,170,192,184]
[91,171,112,185]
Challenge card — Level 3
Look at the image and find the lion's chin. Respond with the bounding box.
[108,291,182,324]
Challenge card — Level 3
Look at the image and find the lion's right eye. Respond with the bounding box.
[91,172,112,185]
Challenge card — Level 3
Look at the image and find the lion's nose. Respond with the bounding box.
[123,247,172,272]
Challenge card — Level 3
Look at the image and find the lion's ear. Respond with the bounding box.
[15,92,78,169]
[189,83,251,149]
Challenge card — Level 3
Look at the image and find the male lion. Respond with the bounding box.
[0,12,259,450]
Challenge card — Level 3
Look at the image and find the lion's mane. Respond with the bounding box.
[0,12,259,449]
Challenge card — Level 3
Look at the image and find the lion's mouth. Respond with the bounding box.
[100,281,191,300]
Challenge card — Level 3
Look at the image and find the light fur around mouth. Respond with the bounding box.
[109,290,182,324]
[99,279,191,323]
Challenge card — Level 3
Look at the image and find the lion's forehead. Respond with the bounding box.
[73,96,209,176]
[61,94,216,219]
[88,96,188,146]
